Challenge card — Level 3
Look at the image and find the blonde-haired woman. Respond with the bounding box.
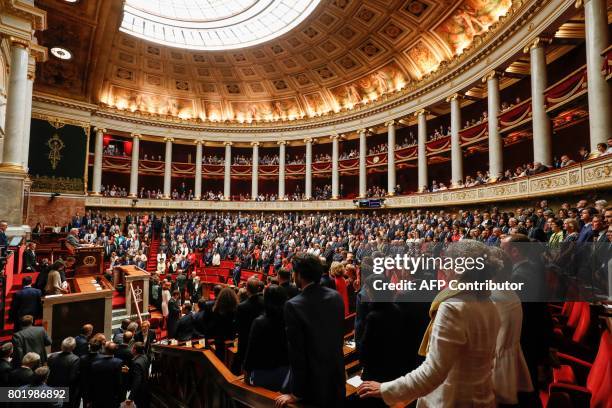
[330,261,349,316]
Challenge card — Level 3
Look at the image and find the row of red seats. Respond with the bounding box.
[543,302,611,408]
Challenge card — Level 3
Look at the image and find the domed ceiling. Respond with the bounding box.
[35,0,514,124]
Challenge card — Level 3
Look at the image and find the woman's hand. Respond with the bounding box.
[358,381,382,399]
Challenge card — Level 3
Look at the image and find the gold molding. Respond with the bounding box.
[384,120,395,127]
[523,36,553,53]
[163,137,174,143]
[445,93,464,103]
[482,70,503,83]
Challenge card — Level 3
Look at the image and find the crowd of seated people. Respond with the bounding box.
[103,144,127,157]
[18,194,611,406]
[102,185,129,197]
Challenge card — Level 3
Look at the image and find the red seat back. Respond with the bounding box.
[567,302,584,330]
[587,331,612,403]
[571,303,591,344]
[561,302,574,319]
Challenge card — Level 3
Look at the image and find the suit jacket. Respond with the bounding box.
[12,326,51,363]
[78,352,100,402]
[284,284,345,407]
[134,329,157,355]
[527,227,546,242]
[167,298,181,338]
[10,286,42,324]
[91,354,123,407]
[23,250,37,271]
[47,351,80,390]
[577,224,594,243]
[243,314,289,372]
[0,358,11,386]
[130,354,150,408]
[174,313,196,341]
[236,294,264,367]
[8,367,34,387]
[320,274,336,290]
[74,334,89,357]
[279,281,299,299]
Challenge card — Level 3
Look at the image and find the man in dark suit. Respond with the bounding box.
[10,276,42,332]
[235,278,264,370]
[0,343,13,385]
[79,334,104,407]
[278,268,299,299]
[74,324,93,357]
[0,221,8,255]
[134,321,156,355]
[90,342,125,408]
[23,243,38,273]
[193,298,207,337]
[174,303,196,341]
[167,290,181,339]
[129,342,150,408]
[8,352,40,386]
[47,337,80,408]
[275,253,345,408]
[525,218,546,242]
[187,272,203,303]
[577,208,596,243]
[11,316,51,364]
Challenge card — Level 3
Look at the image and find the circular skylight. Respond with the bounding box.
[120,0,321,51]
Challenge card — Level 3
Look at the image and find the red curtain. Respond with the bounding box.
[124,140,133,155]
[103,134,112,146]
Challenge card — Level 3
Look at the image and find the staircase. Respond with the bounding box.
[1,272,39,342]
[146,234,160,273]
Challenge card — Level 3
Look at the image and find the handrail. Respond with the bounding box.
[129,282,143,324]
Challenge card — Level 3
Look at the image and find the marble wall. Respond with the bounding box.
[27,194,85,227]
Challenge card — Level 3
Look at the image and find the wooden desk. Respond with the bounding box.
[69,245,104,276]
[114,265,150,319]
[42,276,113,351]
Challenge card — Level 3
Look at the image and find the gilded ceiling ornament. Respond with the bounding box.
[47,133,65,170]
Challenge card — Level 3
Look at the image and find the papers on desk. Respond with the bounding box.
[347,376,363,388]
[345,340,356,349]
[45,294,63,298]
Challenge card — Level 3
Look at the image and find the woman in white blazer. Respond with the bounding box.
[358,240,501,408]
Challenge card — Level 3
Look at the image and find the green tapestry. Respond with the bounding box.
[28,118,89,194]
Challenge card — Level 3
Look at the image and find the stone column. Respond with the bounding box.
[583,0,611,151]
[128,133,140,197]
[194,140,203,200]
[224,142,232,200]
[331,134,340,199]
[386,120,396,195]
[484,71,503,180]
[278,141,286,200]
[304,138,312,199]
[448,94,464,187]
[1,39,30,170]
[527,37,552,167]
[91,127,105,195]
[416,110,428,192]
[163,137,173,198]
[21,64,34,170]
[358,129,367,198]
[251,142,259,199]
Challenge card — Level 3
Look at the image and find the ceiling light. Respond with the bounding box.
[50,47,72,60]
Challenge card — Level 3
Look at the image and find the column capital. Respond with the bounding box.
[224,141,233,146]
[163,137,174,143]
[30,43,48,63]
[482,70,503,83]
[413,109,428,117]
[194,139,204,145]
[303,137,313,144]
[94,127,106,134]
[445,93,464,103]
[130,133,141,139]
[9,36,30,50]
[277,140,287,145]
[27,64,36,81]
[357,128,367,135]
[384,120,396,127]
[250,141,260,147]
[523,36,552,53]
[330,133,340,140]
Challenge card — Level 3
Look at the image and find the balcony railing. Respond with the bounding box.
[85,155,612,211]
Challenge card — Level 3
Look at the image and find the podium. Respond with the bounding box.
[66,245,104,276]
[42,276,114,351]
[114,265,150,320]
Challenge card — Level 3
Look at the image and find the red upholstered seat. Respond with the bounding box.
[571,303,592,344]
[546,331,612,408]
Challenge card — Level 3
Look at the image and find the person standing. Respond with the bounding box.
[129,342,150,408]
[161,282,171,328]
[235,278,264,371]
[90,342,125,408]
[47,337,80,408]
[10,276,42,332]
[275,254,345,408]
[167,290,181,338]
[11,316,51,364]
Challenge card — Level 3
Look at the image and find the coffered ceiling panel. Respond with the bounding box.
[34,0,514,123]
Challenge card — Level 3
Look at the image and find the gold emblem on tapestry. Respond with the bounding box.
[47,133,65,170]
